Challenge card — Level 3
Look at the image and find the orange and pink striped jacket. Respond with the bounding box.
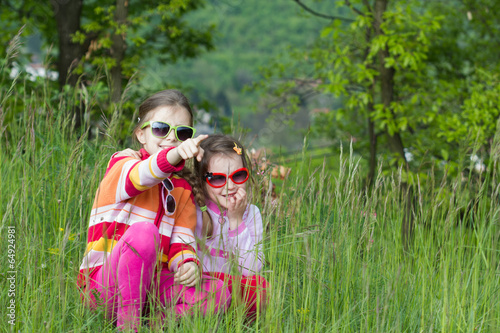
[78,147,198,288]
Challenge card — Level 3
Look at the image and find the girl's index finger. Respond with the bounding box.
[193,134,209,146]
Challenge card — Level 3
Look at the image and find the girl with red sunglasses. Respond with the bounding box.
[78,90,230,331]
[115,134,268,319]
[193,134,268,319]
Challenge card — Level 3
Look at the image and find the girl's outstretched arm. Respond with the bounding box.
[102,147,184,203]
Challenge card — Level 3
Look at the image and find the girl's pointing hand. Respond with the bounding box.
[167,134,209,165]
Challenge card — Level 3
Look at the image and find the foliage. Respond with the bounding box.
[0,0,215,140]
[71,0,214,77]
[253,0,500,183]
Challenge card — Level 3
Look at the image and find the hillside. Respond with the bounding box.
[142,0,331,124]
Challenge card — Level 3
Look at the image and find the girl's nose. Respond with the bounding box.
[226,178,236,190]
[165,128,177,142]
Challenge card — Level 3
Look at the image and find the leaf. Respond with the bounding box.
[321,26,334,39]
[441,149,449,161]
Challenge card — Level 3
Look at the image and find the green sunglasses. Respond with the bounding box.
[141,121,196,141]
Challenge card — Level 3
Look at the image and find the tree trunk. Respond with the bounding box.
[373,0,407,162]
[110,0,128,105]
[51,0,84,127]
[51,0,83,88]
[363,23,377,188]
[373,0,414,246]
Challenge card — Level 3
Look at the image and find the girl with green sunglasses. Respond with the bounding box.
[78,90,230,331]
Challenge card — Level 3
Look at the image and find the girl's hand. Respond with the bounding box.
[226,187,247,230]
[167,135,209,166]
[174,261,200,287]
[115,148,142,159]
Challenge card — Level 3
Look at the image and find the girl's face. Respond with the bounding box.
[136,105,192,155]
[205,153,246,209]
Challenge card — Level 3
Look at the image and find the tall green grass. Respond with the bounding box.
[1,64,499,332]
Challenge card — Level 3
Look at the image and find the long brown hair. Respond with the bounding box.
[193,134,251,237]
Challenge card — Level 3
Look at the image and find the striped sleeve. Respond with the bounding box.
[105,148,185,202]
[227,204,264,276]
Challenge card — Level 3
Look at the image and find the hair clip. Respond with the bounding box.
[200,205,207,212]
[233,143,242,155]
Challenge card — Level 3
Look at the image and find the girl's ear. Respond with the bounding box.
[136,129,146,145]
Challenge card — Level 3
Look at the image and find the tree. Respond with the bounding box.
[293,0,500,174]
[1,0,215,125]
[71,0,214,104]
[257,0,500,243]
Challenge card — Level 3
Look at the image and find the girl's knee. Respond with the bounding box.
[200,279,231,314]
[166,281,231,317]
[241,275,268,316]
[254,275,268,287]
[245,275,269,292]
[124,222,160,256]
[213,279,232,311]
[128,221,159,238]
[243,275,268,305]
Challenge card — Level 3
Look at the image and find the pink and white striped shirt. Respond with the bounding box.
[195,200,264,276]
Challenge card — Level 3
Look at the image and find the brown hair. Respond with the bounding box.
[134,89,194,136]
[193,134,251,237]
[134,89,205,209]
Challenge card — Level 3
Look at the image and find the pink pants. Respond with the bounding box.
[85,222,231,331]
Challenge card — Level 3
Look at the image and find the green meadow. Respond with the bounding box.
[1,73,500,332]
